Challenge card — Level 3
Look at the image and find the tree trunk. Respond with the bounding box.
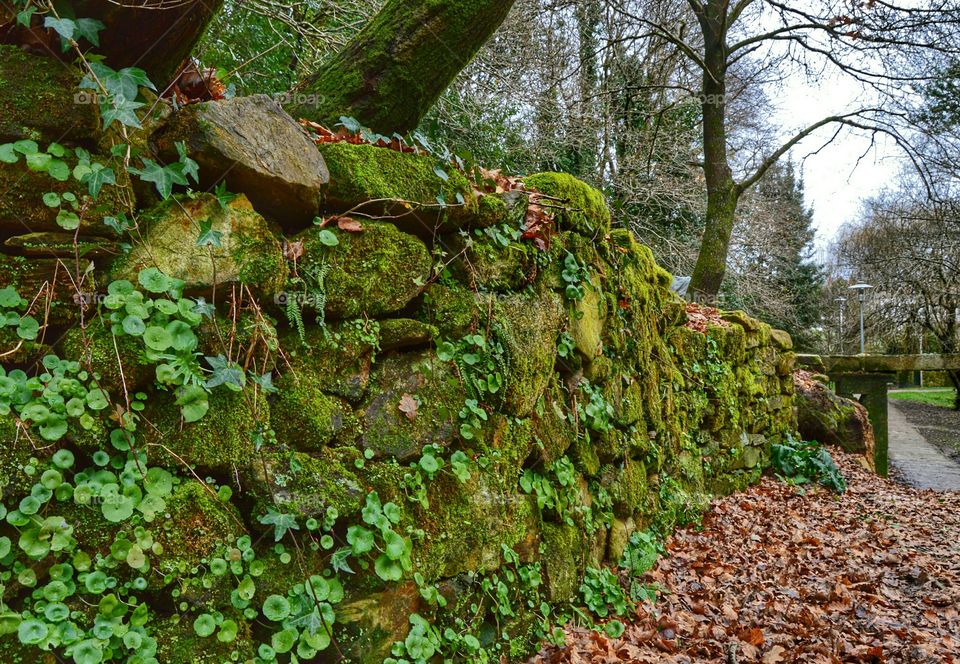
[688,1,738,302]
[286,0,517,134]
[1,0,222,90]
[71,0,223,89]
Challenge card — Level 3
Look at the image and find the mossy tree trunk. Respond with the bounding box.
[285,0,517,134]
[688,1,741,304]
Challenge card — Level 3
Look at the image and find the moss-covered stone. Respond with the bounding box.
[245,448,364,522]
[0,254,94,328]
[60,320,154,396]
[540,522,583,602]
[568,282,606,362]
[413,469,538,581]
[143,387,267,472]
[524,172,610,237]
[153,480,244,576]
[379,317,436,351]
[0,161,127,238]
[494,291,564,417]
[271,371,360,451]
[358,350,466,461]
[0,46,100,145]
[316,142,505,234]
[417,282,480,339]
[111,193,286,296]
[297,219,430,320]
[446,235,533,291]
[278,320,380,401]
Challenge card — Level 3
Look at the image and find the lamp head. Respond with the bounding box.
[848,283,872,302]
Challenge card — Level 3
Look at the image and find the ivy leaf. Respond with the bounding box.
[196,220,223,248]
[214,181,237,210]
[16,8,36,27]
[83,63,155,101]
[129,158,184,199]
[204,355,246,391]
[330,547,354,575]
[251,372,278,394]
[100,95,144,130]
[259,507,300,542]
[103,214,131,234]
[82,163,116,199]
[74,18,105,46]
[43,17,75,42]
[175,141,199,183]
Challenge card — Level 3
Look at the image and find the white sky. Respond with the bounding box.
[771,75,904,256]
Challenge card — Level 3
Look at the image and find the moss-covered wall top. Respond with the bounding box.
[0,56,796,664]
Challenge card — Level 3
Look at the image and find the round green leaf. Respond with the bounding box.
[262,594,290,621]
[143,326,172,351]
[138,267,172,294]
[192,613,216,638]
[122,315,145,336]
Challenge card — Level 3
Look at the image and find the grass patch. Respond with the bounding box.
[889,389,958,409]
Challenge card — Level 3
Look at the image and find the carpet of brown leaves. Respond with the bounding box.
[683,304,729,334]
[533,454,960,663]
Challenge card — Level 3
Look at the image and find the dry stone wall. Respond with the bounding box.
[0,48,796,663]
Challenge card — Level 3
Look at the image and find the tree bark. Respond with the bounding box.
[72,0,223,89]
[688,0,739,302]
[0,0,223,90]
[286,0,517,134]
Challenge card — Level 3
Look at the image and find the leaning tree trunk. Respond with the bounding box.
[285,0,517,134]
[71,0,223,89]
[0,0,222,90]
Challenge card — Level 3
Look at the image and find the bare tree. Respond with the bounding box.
[606,0,960,300]
[834,188,960,409]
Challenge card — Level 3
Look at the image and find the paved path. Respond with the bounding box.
[887,400,960,491]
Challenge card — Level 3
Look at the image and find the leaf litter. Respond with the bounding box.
[531,453,960,663]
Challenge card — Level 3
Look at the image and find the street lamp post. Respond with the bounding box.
[848,283,873,354]
[834,296,847,354]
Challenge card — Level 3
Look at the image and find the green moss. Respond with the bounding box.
[317,142,502,232]
[111,193,286,296]
[279,320,380,401]
[271,371,361,451]
[524,172,610,237]
[143,387,267,472]
[297,219,431,319]
[568,281,606,362]
[245,448,364,522]
[0,45,100,145]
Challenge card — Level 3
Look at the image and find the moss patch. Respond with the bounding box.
[524,172,610,237]
[297,219,431,320]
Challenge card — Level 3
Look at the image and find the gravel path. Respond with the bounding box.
[887,400,960,491]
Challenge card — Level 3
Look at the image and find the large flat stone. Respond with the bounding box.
[152,94,328,231]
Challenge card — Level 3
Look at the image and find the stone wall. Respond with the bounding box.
[0,49,796,663]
